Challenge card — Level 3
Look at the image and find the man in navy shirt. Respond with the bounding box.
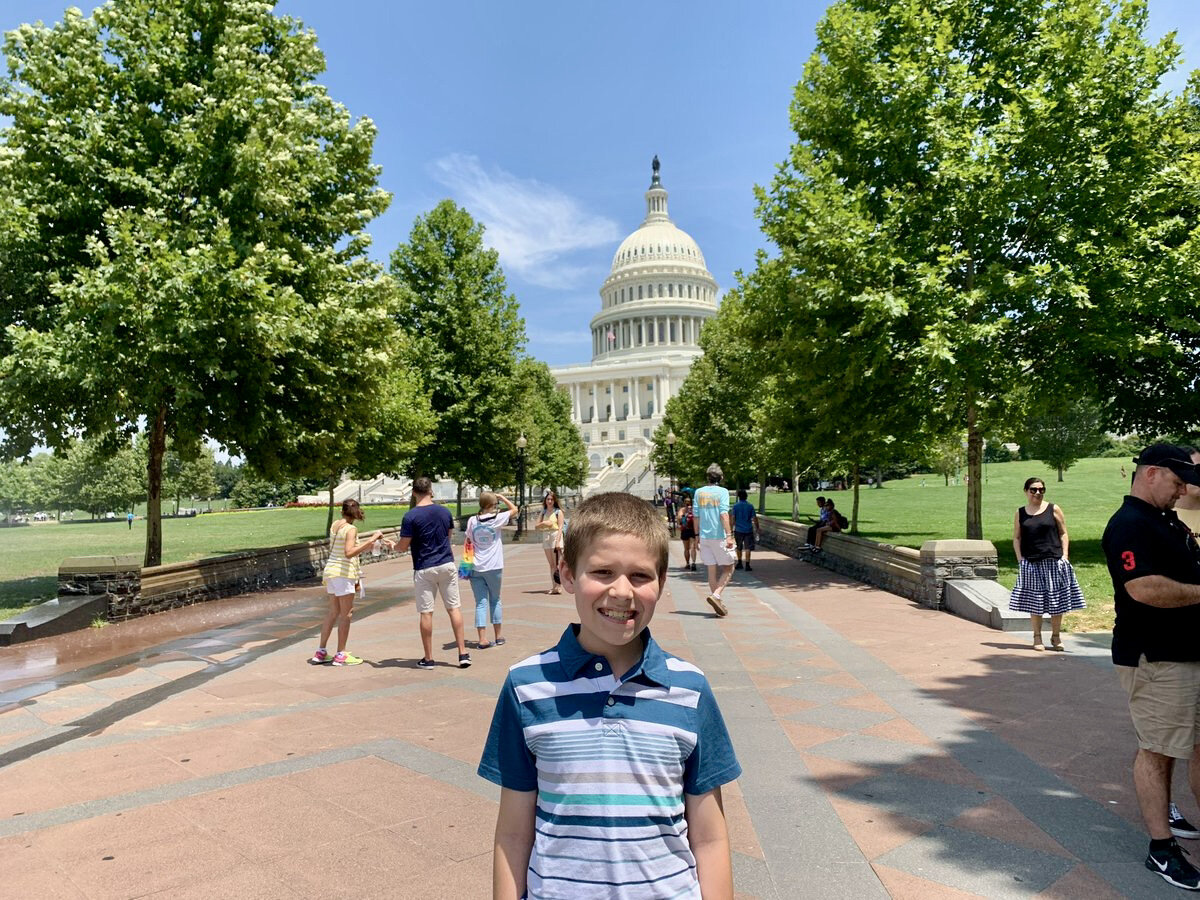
[396,476,471,669]
[730,489,761,571]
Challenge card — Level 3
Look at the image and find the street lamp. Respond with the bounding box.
[516,433,527,540]
[667,431,676,496]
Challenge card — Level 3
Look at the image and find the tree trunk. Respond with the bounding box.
[144,405,166,567]
[791,461,799,522]
[758,469,767,515]
[1058,466,1064,482]
[456,481,463,518]
[326,475,336,533]
[850,461,861,534]
[875,464,883,488]
[966,401,984,540]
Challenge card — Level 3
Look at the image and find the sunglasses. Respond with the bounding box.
[1027,486,1046,494]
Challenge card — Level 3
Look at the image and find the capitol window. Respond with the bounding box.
[668,284,674,297]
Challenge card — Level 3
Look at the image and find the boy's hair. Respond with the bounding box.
[706,463,723,484]
[736,488,748,501]
[563,492,668,578]
[412,476,433,498]
[478,490,497,512]
[816,495,825,504]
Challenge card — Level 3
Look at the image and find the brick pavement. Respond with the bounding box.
[0,542,1187,898]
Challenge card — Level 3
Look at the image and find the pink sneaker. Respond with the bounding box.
[309,648,331,665]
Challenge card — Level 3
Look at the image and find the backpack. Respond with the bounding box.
[835,511,849,530]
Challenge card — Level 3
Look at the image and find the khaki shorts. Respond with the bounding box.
[414,562,461,614]
[698,538,736,567]
[1119,656,1200,759]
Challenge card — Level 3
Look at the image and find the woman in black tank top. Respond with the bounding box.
[1007,477,1086,650]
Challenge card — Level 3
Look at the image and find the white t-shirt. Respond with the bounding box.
[466,510,511,572]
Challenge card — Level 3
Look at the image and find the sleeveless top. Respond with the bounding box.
[1018,504,1062,561]
[540,507,564,550]
[323,522,362,581]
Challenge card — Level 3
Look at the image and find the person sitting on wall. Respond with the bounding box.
[813,499,847,551]
[805,495,828,548]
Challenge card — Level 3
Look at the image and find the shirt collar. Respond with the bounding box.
[1124,494,1178,521]
[555,624,671,688]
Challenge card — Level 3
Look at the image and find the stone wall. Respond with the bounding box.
[757,517,998,609]
[59,527,406,622]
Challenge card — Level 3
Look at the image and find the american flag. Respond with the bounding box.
[607,328,616,345]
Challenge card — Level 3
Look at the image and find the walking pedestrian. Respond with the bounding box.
[538,490,565,594]
[694,463,735,617]
[731,488,761,571]
[679,496,697,571]
[1102,444,1200,890]
[394,477,471,669]
[465,491,517,649]
[310,499,383,666]
[1007,477,1086,651]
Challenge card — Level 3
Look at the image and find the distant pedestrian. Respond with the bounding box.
[538,491,565,594]
[464,491,517,649]
[310,499,383,666]
[731,488,760,571]
[678,496,698,571]
[479,492,740,899]
[694,463,735,616]
[395,477,471,669]
[1102,444,1200,890]
[1007,477,1085,651]
[127,511,134,529]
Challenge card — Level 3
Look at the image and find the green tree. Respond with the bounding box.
[508,359,588,493]
[59,437,144,518]
[0,1,391,564]
[389,200,526,503]
[163,444,219,514]
[1021,397,1104,482]
[754,0,1185,539]
[0,458,33,521]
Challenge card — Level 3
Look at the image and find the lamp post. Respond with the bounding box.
[516,433,527,540]
[666,431,677,534]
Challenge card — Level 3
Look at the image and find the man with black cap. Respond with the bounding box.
[1103,443,1200,890]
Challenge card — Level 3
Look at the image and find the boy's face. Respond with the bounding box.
[561,532,665,659]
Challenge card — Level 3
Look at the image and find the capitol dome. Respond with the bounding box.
[589,158,718,362]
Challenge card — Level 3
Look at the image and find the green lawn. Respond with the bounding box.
[0,503,479,619]
[763,456,1132,632]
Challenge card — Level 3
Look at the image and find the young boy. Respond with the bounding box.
[478,492,741,899]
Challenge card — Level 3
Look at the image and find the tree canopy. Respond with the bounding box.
[389,200,526,489]
[749,0,1194,538]
[0,0,393,564]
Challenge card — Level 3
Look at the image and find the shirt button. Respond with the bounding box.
[606,697,616,707]
[594,662,603,672]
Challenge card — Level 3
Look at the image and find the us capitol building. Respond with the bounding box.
[551,158,718,496]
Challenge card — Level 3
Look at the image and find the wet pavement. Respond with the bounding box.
[0,541,1185,898]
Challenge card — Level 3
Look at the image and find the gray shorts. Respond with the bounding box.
[414,562,461,614]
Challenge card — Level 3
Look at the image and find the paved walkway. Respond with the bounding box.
[0,542,1186,898]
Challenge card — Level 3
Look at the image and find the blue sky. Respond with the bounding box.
[3,1,1199,369]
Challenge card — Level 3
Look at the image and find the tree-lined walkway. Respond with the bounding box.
[0,543,1176,898]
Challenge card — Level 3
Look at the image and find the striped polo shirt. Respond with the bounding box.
[479,624,741,899]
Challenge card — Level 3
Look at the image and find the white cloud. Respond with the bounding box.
[430,154,619,289]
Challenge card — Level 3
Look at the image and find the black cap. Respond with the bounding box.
[1134,443,1200,486]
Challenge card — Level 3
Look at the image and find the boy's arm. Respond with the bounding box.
[493,788,537,900]
[685,787,734,899]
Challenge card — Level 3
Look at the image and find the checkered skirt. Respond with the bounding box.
[1008,557,1086,616]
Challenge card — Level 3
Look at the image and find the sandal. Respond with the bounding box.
[477,641,492,650]
[1050,637,1065,651]
[1032,640,1045,651]
[494,638,506,646]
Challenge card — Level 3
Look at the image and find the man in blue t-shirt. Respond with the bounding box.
[395,476,470,669]
[694,463,735,617]
[730,489,761,572]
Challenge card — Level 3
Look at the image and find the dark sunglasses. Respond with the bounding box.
[1027,486,1046,494]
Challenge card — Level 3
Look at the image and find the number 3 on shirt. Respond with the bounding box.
[1122,551,1136,571]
